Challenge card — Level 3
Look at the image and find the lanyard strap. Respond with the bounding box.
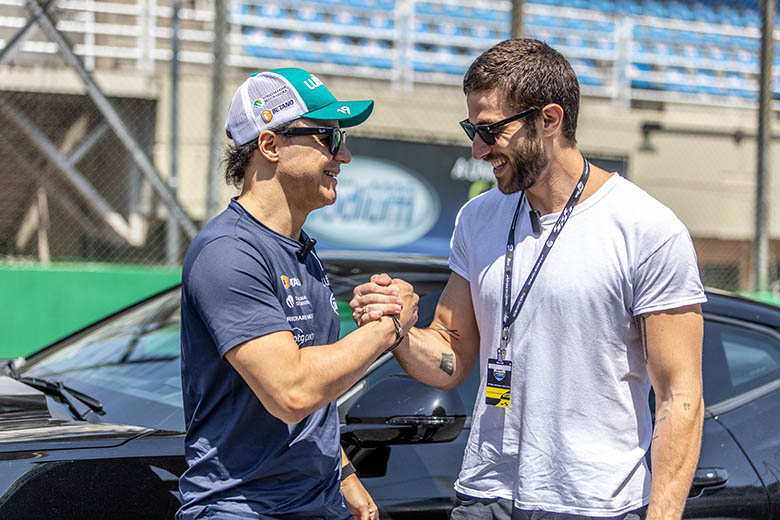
[498,159,590,362]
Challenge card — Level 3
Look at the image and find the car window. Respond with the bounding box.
[703,319,780,405]
[20,291,184,431]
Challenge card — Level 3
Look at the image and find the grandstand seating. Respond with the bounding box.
[231,0,777,104]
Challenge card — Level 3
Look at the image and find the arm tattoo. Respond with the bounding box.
[637,315,648,362]
[439,353,454,376]
[434,322,460,340]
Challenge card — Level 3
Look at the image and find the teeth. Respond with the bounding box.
[490,159,507,169]
[324,171,337,178]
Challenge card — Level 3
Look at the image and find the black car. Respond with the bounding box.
[1,254,779,519]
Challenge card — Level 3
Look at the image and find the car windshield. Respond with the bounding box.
[17,257,453,432]
[20,289,184,431]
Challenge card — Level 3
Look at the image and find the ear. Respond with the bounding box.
[257,130,281,163]
[540,104,564,138]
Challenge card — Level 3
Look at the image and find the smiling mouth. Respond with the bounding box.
[323,170,338,179]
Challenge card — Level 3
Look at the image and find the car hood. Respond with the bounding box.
[0,376,152,451]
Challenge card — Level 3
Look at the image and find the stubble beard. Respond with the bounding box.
[495,131,549,195]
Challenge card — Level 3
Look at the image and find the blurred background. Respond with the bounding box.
[1,0,779,353]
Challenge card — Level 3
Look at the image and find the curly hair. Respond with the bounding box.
[463,38,580,146]
[223,121,296,189]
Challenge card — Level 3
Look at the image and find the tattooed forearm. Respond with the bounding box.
[434,322,460,340]
[439,353,454,376]
[637,315,648,361]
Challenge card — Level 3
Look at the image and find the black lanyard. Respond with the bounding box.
[498,159,590,362]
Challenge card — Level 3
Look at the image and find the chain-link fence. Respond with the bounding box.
[0,0,778,292]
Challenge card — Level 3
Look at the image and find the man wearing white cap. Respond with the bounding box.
[177,68,418,519]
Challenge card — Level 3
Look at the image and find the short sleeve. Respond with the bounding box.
[449,204,471,281]
[186,237,291,357]
[632,228,707,315]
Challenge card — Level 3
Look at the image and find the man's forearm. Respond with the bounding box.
[393,325,476,390]
[647,394,704,520]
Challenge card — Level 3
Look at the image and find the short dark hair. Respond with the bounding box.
[463,38,580,146]
[223,120,296,189]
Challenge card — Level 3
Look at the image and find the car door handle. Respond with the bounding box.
[693,467,728,488]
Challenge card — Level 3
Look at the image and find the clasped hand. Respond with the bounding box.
[350,273,418,333]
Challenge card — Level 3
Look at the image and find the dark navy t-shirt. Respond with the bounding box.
[177,199,347,520]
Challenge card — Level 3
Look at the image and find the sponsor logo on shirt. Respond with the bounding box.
[285,295,295,308]
[281,275,302,289]
[330,294,338,314]
[287,313,314,322]
[294,295,311,307]
[292,327,315,346]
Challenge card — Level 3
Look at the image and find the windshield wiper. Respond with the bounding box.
[12,375,104,422]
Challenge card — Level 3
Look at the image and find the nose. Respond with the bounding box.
[335,141,352,164]
[471,133,491,159]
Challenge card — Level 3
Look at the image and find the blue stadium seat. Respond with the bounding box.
[681,44,704,63]
[415,1,437,15]
[258,3,285,18]
[664,66,694,94]
[413,44,435,73]
[374,0,395,9]
[368,13,393,29]
[668,0,696,21]
[332,10,358,26]
[293,6,324,23]
[594,34,614,51]
[470,24,494,40]
[359,39,392,69]
[322,36,359,66]
[283,32,321,62]
[570,58,603,87]
[707,46,732,64]
[734,48,758,67]
[590,0,615,14]
[725,71,754,98]
[473,7,501,22]
[652,41,676,58]
[431,45,465,75]
[435,21,464,37]
[629,62,660,90]
[694,69,723,96]
[244,28,283,59]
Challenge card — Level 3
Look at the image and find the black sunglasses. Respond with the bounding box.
[459,107,539,145]
[281,126,346,155]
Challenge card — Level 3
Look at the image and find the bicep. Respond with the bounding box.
[640,304,704,401]
[224,330,303,418]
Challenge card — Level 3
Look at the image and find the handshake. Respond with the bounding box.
[349,273,420,339]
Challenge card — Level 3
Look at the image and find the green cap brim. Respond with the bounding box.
[302,100,374,128]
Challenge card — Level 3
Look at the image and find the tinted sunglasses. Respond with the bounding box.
[281,126,346,155]
[459,107,539,145]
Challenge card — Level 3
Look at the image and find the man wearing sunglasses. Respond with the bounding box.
[352,39,705,520]
[178,68,419,520]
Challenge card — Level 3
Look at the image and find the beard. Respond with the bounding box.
[490,128,549,194]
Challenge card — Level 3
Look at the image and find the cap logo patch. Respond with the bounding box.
[261,110,273,123]
[303,75,324,90]
[336,106,351,115]
[253,98,264,108]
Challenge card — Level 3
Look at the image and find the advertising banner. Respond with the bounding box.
[308,136,626,258]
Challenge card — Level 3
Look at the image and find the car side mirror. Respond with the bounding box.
[341,374,466,448]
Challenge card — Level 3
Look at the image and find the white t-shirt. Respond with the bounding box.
[449,174,706,516]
